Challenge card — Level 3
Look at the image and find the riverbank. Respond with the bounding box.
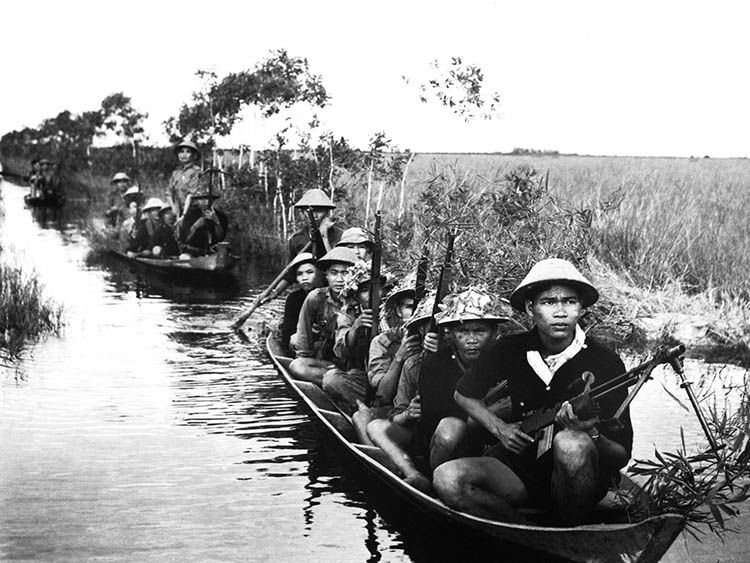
[3,151,749,367]
[0,244,63,360]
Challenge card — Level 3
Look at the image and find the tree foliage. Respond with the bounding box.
[100,92,148,146]
[163,49,329,146]
[410,56,501,121]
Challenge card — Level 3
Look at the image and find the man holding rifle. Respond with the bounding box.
[433,259,632,525]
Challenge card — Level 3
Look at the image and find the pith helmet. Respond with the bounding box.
[509,258,599,312]
[122,186,142,202]
[435,287,511,326]
[174,139,200,155]
[158,203,174,216]
[288,252,316,274]
[111,172,131,183]
[404,291,436,331]
[316,246,358,271]
[142,197,165,212]
[336,227,372,248]
[294,189,336,209]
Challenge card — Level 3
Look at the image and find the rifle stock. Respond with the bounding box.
[369,211,383,340]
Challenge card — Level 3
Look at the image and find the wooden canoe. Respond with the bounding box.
[24,193,66,208]
[266,333,685,563]
[109,242,237,282]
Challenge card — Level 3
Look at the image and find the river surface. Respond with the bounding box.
[1,179,748,562]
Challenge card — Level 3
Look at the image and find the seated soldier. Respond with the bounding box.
[335,227,373,261]
[178,193,229,257]
[367,288,505,493]
[27,158,41,197]
[289,246,358,385]
[37,159,65,199]
[433,259,632,525]
[279,252,319,352]
[152,203,180,259]
[327,260,387,415]
[118,187,142,250]
[127,197,163,257]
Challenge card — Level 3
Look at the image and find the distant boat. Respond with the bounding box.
[265,332,686,563]
[24,193,66,208]
[109,242,237,283]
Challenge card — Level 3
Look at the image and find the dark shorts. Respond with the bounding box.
[483,443,611,508]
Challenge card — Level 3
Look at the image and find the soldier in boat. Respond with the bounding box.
[151,203,180,259]
[27,158,41,198]
[118,186,143,251]
[335,227,373,261]
[326,260,389,414]
[106,172,133,227]
[37,159,65,200]
[433,259,632,525]
[367,288,507,493]
[177,193,229,258]
[279,252,319,352]
[169,139,203,217]
[127,197,164,257]
[289,189,344,259]
[289,246,358,386]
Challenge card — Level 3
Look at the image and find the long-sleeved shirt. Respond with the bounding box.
[333,301,370,371]
[367,327,403,389]
[295,287,345,366]
[168,163,202,215]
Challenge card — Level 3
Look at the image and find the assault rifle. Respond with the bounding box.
[369,211,383,340]
[306,207,328,259]
[518,344,686,438]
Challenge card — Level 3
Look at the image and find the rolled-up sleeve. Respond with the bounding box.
[367,334,393,388]
[333,307,356,361]
[390,355,420,417]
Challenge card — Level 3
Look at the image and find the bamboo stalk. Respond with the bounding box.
[398,152,415,220]
[365,159,374,228]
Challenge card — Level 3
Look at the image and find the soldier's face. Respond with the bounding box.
[346,243,371,261]
[396,297,415,322]
[525,284,582,345]
[326,263,349,295]
[296,263,317,292]
[448,320,494,363]
[177,148,195,164]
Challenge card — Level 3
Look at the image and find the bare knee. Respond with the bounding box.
[433,461,468,507]
[553,429,595,469]
[432,417,467,450]
[367,418,390,442]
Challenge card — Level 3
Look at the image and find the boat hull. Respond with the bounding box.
[265,333,685,563]
[24,193,66,208]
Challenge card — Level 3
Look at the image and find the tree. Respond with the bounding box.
[408,57,501,121]
[163,49,330,148]
[100,92,148,157]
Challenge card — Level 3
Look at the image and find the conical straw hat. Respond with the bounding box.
[509,258,598,312]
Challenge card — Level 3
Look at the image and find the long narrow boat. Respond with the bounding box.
[24,193,66,208]
[266,333,685,563]
[109,242,237,283]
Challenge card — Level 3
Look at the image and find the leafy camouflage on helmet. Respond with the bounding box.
[342,260,387,295]
[434,286,511,326]
[403,289,437,330]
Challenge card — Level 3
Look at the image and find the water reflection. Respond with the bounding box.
[1,178,748,562]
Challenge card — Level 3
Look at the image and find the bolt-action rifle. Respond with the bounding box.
[306,207,328,260]
[368,211,383,340]
[426,228,456,341]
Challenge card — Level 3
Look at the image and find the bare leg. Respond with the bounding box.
[550,429,598,525]
[289,357,332,386]
[430,417,469,470]
[367,419,431,493]
[352,406,388,446]
[433,457,527,522]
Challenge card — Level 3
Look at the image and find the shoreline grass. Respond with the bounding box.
[0,245,64,361]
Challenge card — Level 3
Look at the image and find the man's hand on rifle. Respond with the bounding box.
[318,214,334,236]
[422,332,439,353]
[395,333,422,362]
[355,308,373,330]
[492,419,535,455]
[555,400,599,432]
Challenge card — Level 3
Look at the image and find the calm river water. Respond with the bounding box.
[1,179,748,562]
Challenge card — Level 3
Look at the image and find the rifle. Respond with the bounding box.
[518,344,686,438]
[306,207,328,259]
[427,228,457,337]
[230,241,312,330]
[368,211,383,340]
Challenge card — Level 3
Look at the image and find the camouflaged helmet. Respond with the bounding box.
[404,290,437,331]
[342,260,387,295]
[434,287,511,326]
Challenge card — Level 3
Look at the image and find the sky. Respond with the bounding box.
[2,0,749,157]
